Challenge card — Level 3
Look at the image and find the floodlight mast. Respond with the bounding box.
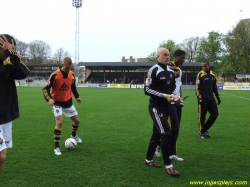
[72,0,82,65]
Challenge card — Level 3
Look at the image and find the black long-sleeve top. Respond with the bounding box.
[42,69,79,108]
[196,70,219,101]
[0,47,30,124]
[144,62,176,109]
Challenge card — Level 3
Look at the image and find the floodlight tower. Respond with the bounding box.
[72,0,82,65]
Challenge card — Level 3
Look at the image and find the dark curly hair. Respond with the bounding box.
[174,50,186,56]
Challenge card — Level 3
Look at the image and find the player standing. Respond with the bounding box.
[43,57,82,155]
[196,60,221,138]
[144,48,181,177]
[0,34,30,175]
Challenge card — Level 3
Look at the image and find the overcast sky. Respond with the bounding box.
[1,0,250,62]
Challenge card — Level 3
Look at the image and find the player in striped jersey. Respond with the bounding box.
[0,34,30,175]
[42,57,82,155]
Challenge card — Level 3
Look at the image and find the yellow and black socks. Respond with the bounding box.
[71,122,79,137]
[54,126,61,148]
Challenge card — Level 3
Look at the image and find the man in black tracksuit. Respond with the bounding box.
[144,48,181,177]
[0,34,30,175]
[196,60,221,139]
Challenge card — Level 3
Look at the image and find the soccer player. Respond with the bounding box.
[196,60,221,138]
[144,48,181,177]
[155,50,186,161]
[0,34,30,175]
[43,57,82,155]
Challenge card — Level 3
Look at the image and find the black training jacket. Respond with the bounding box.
[144,62,176,109]
[0,48,30,124]
[195,70,219,101]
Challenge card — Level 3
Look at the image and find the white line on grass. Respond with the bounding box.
[220,92,250,101]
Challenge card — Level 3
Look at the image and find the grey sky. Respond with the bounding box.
[1,0,249,62]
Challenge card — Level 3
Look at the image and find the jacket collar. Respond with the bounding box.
[157,62,167,69]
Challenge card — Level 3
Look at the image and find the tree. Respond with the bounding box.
[15,39,29,63]
[147,51,157,62]
[147,40,181,62]
[195,31,226,63]
[224,19,250,73]
[53,48,72,65]
[180,37,200,62]
[28,40,51,64]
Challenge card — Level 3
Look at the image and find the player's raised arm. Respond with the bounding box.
[0,35,30,79]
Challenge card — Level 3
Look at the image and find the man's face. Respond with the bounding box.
[0,48,8,61]
[62,63,72,73]
[202,62,210,72]
[175,54,186,66]
[157,49,170,65]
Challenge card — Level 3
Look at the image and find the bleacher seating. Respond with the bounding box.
[86,72,146,84]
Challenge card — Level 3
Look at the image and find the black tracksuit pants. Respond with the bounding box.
[198,99,218,135]
[146,107,172,165]
[176,105,182,124]
[168,104,181,156]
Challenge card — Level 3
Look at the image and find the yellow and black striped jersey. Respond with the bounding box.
[168,61,179,72]
[0,47,30,124]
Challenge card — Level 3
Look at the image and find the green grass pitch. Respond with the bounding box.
[1,87,249,187]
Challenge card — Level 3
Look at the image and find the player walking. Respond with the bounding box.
[144,48,181,177]
[155,50,186,162]
[43,57,82,155]
[196,60,221,138]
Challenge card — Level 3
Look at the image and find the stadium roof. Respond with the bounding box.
[77,62,214,70]
[27,64,60,67]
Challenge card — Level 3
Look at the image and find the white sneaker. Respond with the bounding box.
[169,155,184,161]
[54,147,61,156]
[71,135,82,143]
[155,146,161,157]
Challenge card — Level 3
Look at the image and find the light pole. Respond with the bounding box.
[72,0,82,65]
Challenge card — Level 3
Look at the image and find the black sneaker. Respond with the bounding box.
[205,131,211,138]
[166,166,180,177]
[145,160,162,168]
[200,132,208,139]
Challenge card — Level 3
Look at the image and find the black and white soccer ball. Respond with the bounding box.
[65,138,77,150]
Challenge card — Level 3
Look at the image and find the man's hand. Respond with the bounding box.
[170,95,181,101]
[49,99,55,106]
[76,98,81,104]
[162,94,180,102]
[0,35,15,51]
[216,97,221,105]
[162,94,171,102]
[198,99,203,105]
[175,70,180,78]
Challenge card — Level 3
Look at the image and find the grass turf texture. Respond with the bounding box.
[1,87,249,187]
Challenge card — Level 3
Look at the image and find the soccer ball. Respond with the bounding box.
[65,138,77,149]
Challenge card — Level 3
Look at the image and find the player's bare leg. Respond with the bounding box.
[0,149,7,175]
[55,115,63,128]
